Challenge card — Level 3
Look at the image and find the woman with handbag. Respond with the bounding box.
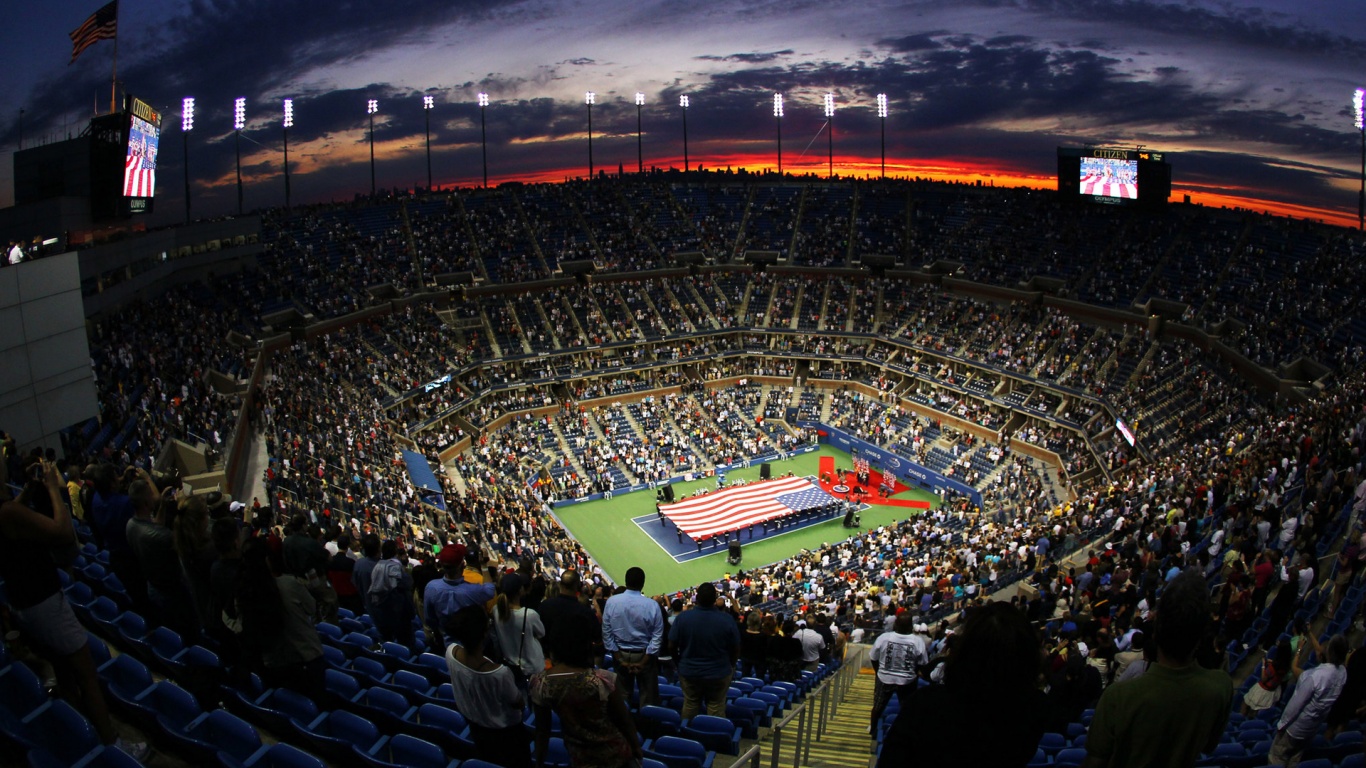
[492,572,546,687]
[446,605,530,768]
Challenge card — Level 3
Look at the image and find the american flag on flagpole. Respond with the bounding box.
[70,1,118,64]
[662,475,838,539]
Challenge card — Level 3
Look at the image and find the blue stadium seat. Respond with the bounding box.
[356,733,454,768]
[100,653,155,714]
[219,742,327,768]
[1054,747,1088,767]
[405,703,475,760]
[642,736,716,768]
[291,708,385,764]
[11,699,103,766]
[680,715,741,755]
[349,686,417,734]
[636,705,682,741]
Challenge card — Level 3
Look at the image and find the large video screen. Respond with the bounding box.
[1079,157,1137,200]
[123,113,158,199]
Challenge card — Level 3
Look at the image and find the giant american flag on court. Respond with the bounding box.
[70,1,118,63]
[661,475,838,539]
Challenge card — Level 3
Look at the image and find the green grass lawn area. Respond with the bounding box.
[551,445,940,596]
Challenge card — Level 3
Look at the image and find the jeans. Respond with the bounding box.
[679,673,732,721]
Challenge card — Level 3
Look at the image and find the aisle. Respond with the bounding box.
[754,666,879,768]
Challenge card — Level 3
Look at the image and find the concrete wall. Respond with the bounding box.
[0,253,98,453]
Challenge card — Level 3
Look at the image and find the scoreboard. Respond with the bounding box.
[1058,146,1171,208]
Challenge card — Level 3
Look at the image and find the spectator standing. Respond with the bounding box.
[234,537,326,700]
[601,566,664,707]
[877,601,1046,767]
[352,533,381,615]
[1269,634,1350,766]
[538,570,596,658]
[531,612,642,768]
[792,618,827,671]
[868,613,927,735]
[368,539,416,648]
[327,537,362,615]
[0,459,148,761]
[1084,571,1233,768]
[669,582,741,720]
[446,605,529,768]
[423,543,495,648]
[491,572,546,685]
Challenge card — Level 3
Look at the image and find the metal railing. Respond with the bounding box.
[764,644,869,768]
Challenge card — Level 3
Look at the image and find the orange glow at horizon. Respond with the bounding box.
[197,141,1361,231]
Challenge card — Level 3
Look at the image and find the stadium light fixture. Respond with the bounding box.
[1356,88,1364,231]
[422,94,434,191]
[635,92,645,174]
[680,95,690,174]
[233,97,245,215]
[283,98,293,210]
[367,99,378,196]
[586,91,596,178]
[824,92,835,179]
[478,92,489,188]
[773,93,784,175]
[182,97,194,223]
[876,93,888,179]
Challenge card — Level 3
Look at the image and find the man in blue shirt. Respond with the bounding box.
[602,566,664,707]
[669,581,741,720]
[423,543,495,648]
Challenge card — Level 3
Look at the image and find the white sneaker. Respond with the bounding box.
[114,738,150,763]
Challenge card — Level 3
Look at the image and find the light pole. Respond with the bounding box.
[773,93,784,176]
[586,91,596,179]
[478,92,489,188]
[282,98,293,210]
[1356,88,1364,232]
[182,97,193,223]
[877,93,888,179]
[635,92,644,174]
[680,95,690,173]
[423,95,434,191]
[233,97,245,215]
[824,92,835,179]
[367,99,378,196]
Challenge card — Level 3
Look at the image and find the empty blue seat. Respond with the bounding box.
[13,700,103,766]
[127,679,200,734]
[405,703,475,759]
[111,611,149,653]
[1055,747,1088,767]
[219,742,327,768]
[100,654,154,713]
[28,742,144,768]
[350,656,391,685]
[680,714,741,755]
[1038,732,1067,757]
[148,626,186,670]
[642,735,716,768]
[323,669,362,710]
[350,686,416,733]
[356,733,454,768]
[292,708,385,763]
[637,705,682,740]
[238,687,320,733]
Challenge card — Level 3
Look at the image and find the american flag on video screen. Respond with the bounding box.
[70,1,118,63]
[124,119,156,198]
[662,475,836,539]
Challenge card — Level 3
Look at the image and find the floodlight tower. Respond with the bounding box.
[182,97,194,223]
[367,99,378,196]
[876,94,888,179]
[773,93,784,175]
[824,92,835,179]
[1356,88,1364,231]
[586,91,596,178]
[635,92,645,174]
[283,98,293,210]
[423,95,434,191]
[233,97,245,215]
[680,95,690,173]
[478,92,489,188]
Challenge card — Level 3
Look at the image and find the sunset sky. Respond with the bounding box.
[2,0,1364,227]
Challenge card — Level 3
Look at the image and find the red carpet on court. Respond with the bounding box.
[817,455,931,510]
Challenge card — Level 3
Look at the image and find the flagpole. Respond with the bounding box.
[109,0,119,114]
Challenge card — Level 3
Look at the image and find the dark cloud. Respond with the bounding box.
[697,50,797,64]
[984,34,1033,46]
[1001,0,1366,61]
[561,58,597,66]
[878,33,945,52]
